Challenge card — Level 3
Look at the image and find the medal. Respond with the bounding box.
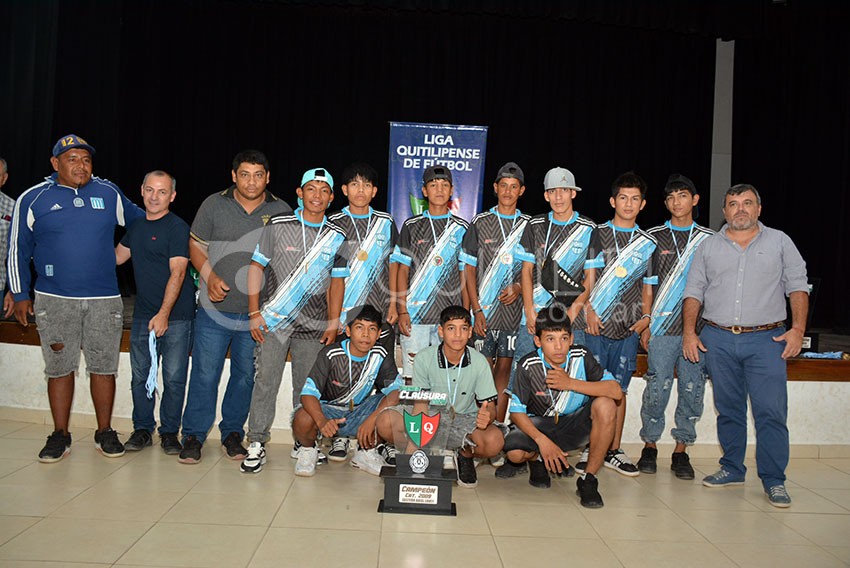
[304,262,310,274]
[73,197,84,208]
[615,265,628,278]
[433,255,444,266]
[555,413,559,425]
[349,399,354,411]
[356,249,369,262]
[449,406,456,420]
[500,253,513,265]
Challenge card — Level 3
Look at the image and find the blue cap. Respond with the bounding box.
[300,167,334,191]
[52,134,96,158]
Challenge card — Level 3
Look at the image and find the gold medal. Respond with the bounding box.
[449,405,456,420]
[615,265,628,278]
[356,249,369,262]
[555,413,559,425]
[349,399,354,411]
[433,255,444,266]
[500,253,513,265]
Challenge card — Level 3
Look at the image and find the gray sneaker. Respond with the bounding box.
[765,484,792,508]
[702,468,745,487]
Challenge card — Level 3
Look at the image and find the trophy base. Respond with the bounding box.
[378,465,457,516]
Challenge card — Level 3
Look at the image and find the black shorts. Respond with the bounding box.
[504,403,592,454]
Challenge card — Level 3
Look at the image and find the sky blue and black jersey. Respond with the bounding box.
[508,346,614,418]
[253,208,349,339]
[391,212,468,325]
[647,221,714,336]
[328,207,398,325]
[460,208,530,330]
[588,221,657,340]
[301,340,401,407]
[517,212,599,328]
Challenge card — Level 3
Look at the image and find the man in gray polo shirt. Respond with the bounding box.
[683,183,808,508]
[178,149,291,464]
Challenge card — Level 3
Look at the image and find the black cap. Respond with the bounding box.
[423,165,453,185]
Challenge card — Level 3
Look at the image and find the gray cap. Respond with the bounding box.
[543,167,581,191]
[495,162,525,185]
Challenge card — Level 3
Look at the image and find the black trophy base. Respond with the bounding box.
[378,464,457,516]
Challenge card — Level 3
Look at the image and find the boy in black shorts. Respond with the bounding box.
[504,304,621,508]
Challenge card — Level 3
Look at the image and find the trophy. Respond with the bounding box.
[377,382,457,516]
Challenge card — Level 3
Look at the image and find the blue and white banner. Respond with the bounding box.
[388,121,488,229]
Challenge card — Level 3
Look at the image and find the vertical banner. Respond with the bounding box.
[388,122,488,229]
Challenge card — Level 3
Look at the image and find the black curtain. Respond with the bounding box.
[3,0,727,302]
[732,2,850,331]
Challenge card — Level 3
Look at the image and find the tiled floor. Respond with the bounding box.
[0,421,849,567]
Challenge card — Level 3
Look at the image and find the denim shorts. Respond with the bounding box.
[473,328,518,359]
[293,393,385,438]
[34,293,123,378]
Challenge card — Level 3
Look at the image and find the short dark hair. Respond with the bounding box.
[439,305,471,327]
[232,149,269,172]
[347,304,383,327]
[535,304,572,337]
[340,162,378,186]
[725,183,761,206]
[611,171,647,199]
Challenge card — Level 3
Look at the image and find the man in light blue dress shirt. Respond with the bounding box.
[682,183,808,508]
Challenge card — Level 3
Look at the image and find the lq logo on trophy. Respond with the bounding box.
[403,410,440,447]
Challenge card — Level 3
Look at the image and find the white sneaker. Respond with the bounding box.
[443,454,455,470]
[351,448,387,476]
[290,440,328,465]
[295,446,319,477]
[240,442,266,474]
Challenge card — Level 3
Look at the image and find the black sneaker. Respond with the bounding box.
[179,435,202,464]
[554,464,576,478]
[240,442,267,474]
[576,473,604,509]
[221,432,247,460]
[575,445,590,474]
[455,450,478,488]
[38,430,71,463]
[637,446,658,474]
[160,433,182,455]
[94,428,125,458]
[603,448,640,477]
[528,459,551,489]
[328,437,350,462]
[671,451,695,480]
[376,442,397,466]
[495,460,528,479]
[124,429,153,452]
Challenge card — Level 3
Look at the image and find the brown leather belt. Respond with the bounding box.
[705,320,784,335]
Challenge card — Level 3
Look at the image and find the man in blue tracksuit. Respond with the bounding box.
[7,134,144,462]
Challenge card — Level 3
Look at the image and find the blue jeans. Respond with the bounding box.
[574,331,639,393]
[508,323,535,390]
[639,334,706,445]
[180,307,256,444]
[129,318,193,434]
[701,324,789,489]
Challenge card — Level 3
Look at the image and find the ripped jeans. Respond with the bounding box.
[639,334,707,445]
